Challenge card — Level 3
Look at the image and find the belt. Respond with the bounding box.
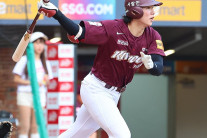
[90,72,126,93]
[105,84,126,93]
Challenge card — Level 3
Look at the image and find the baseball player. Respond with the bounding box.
[38,0,165,137]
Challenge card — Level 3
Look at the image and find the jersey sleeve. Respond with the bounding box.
[147,28,166,56]
[80,21,109,45]
[46,60,53,80]
[12,56,27,76]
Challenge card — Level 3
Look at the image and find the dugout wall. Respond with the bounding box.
[121,74,169,138]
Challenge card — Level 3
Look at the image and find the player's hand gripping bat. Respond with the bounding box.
[12,0,50,62]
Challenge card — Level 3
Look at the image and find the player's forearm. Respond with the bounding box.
[53,10,85,40]
[148,54,163,76]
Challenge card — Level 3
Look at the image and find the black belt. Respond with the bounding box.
[90,72,126,93]
[105,84,126,93]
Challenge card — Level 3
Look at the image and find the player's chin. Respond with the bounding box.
[145,22,153,27]
[147,20,153,26]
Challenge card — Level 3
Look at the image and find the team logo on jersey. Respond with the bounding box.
[88,21,102,26]
[117,39,128,46]
[156,40,164,50]
[111,50,142,69]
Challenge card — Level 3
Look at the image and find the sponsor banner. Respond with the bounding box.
[59,92,74,106]
[0,0,44,20]
[48,78,59,92]
[49,60,59,78]
[59,0,116,20]
[59,130,67,135]
[46,43,75,133]
[47,93,59,109]
[58,68,74,82]
[47,124,59,138]
[47,110,59,124]
[59,58,74,68]
[58,116,74,130]
[47,93,74,108]
[48,81,74,92]
[176,61,207,74]
[59,106,74,116]
[155,0,201,21]
[58,82,74,92]
[58,44,75,58]
[47,45,58,60]
[47,107,74,124]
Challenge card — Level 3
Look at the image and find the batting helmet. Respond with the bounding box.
[125,0,163,19]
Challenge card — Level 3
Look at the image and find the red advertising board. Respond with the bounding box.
[46,43,76,137]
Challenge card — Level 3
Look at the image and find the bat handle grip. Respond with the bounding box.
[27,12,40,34]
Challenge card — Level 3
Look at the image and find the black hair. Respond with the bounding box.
[122,15,133,24]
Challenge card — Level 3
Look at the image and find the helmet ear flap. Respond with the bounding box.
[126,7,143,19]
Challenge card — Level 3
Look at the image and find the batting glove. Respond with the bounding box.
[140,52,154,69]
[38,0,58,18]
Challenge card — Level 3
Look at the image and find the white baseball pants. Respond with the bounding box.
[58,73,131,138]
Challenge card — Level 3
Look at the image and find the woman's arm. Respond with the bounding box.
[13,74,30,85]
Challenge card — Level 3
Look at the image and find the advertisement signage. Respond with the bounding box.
[0,0,44,19]
[47,125,59,138]
[59,0,116,20]
[155,0,202,21]
[176,61,207,74]
[47,43,76,136]
[58,116,74,130]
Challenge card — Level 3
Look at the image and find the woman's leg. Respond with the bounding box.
[18,105,32,138]
[30,109,40,138]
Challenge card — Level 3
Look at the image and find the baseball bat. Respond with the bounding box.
[12,12,40,62]
[12,0,49,62]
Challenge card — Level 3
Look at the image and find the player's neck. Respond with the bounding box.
[128,20,145,37]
